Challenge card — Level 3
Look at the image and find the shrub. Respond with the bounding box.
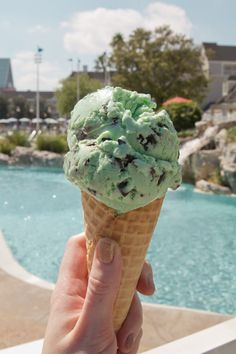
[163,102,202,132]
[226,127,236,142]
[7,130,29,147]
[178,129,196,139]
[0,138,14,155]
[36,134,68,154]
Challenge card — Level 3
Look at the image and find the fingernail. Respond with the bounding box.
[147,272,155,291]
[125,333,134,350]
[97,238,115,264]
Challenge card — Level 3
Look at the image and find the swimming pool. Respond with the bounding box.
[0,166,236,315]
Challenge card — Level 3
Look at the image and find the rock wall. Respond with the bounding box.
[182,128,236,194]
[182,150,220,182]
[0,147,64,169]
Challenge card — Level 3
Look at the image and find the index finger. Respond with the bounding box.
[56,233,88,294]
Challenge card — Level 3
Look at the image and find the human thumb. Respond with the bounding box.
[79,238,122,330]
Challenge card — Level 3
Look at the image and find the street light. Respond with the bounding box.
[34,47,43,133]
[103,52,110,86]
[77,59,80,101]
[68,58,73,73]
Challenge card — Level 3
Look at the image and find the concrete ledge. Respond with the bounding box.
[2,318,236,354]
[140,303,232,352]
[0,340,43,353]
[0,231,54,290]
[143,318,236,354]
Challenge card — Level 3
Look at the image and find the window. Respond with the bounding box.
[224,64,236,76]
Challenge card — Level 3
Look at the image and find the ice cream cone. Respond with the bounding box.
[82,191,164,331]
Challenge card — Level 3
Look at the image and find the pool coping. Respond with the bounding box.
[1,319,236,354]
[0,230,54,290]
[143,317,236,353]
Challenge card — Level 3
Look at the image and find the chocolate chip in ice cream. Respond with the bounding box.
[158,123,169,129]
[124,154,135,167]
[115,155,135,171]
[76,127,88,141]
[102,104,108,114]
[157,172,166,185]
[150,167,157,181]
[138,134,157,151]
[117,180,129,197]
[112,117,119,125]
[118,139,126,145]
[101,137,112,142]
[146,134,157,146]
[151,127,161,137]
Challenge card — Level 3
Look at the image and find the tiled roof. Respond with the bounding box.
[0,58,11,88]
[203,42,236,62]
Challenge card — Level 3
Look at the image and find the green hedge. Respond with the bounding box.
[0,138,14,155]
[0,131,29,155]
[7,131,29,147]
[36,134,68,154]
[178,129,196,139]
[163,102,202,132]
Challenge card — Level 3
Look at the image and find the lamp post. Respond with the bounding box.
[68,58,73,73]
[34,47,43,133]
[103,52,110,86]
[77,59,80,101]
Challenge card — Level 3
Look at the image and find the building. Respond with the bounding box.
[202,42,236,109]
[0,58,15,92]
[1,90,58,118]
[71,65,116,86]
[0,58,57,118]
[205,77,236,116]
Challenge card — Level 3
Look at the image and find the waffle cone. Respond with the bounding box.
[82,192,164,331]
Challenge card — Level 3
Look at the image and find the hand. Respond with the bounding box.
[42,233,155,354]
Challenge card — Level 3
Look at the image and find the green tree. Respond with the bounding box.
[107,26,207,106]
[56,73,102,117]
[94,52,109,72]
[0,96,8,118]
[163,101,202,131]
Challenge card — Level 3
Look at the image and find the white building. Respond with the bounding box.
[202,42,236,109]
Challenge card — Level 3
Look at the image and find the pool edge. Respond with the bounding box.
[0,229,233,318]
[0,230,54,290]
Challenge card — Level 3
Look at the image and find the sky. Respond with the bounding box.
[0,0,236,91]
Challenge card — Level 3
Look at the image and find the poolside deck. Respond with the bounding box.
[0,269,51,349]
[0,268,233,352]
[0,231,234,352]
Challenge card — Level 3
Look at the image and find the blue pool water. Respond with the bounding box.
[0,166,236,314]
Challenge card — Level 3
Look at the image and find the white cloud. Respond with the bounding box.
[0,20,11,30]
[63,2,193,55]
[63,8,141,54]
[28,25,50,33]
[144,2,192,34]
[12,51,65,91]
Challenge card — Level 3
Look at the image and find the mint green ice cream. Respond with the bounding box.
[64,87,181,213]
